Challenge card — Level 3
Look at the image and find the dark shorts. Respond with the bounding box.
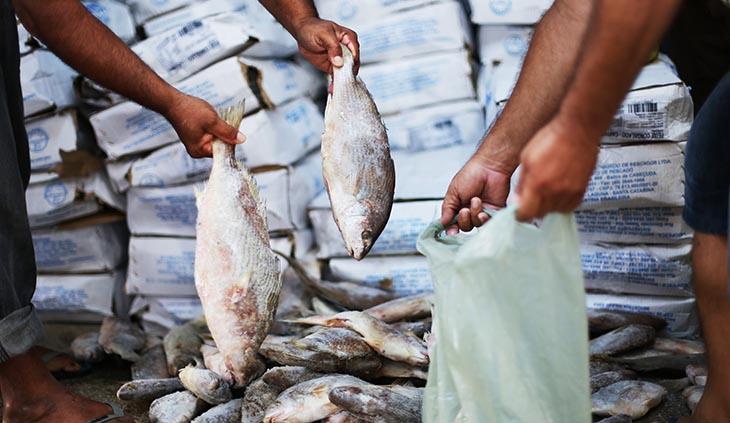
[683,72,730,236]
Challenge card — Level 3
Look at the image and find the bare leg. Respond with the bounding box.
[0,352,133,423]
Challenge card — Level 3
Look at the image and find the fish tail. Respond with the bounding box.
[340,43,354,68]
[212,100,246,166]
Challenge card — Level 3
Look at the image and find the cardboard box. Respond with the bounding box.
[20,50,77,117]
[575,207,692,245]
[82,0,136,43]
[313,0,442,26]
[383,100,485,151]
[32,215,128,273]
[359,50,475,114]
[32,270,124,323]
[469,0,552,24]
[310,198,440,258]
[477,25,532,66]
[25,110,82,171]
[356,1,471,64]
[125,0,195,24]
[586,293,699,339]
[582,243,692,297]
[127,152,324,235]
[327,255,432,295]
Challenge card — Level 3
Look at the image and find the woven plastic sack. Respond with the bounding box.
[417,206,591,423]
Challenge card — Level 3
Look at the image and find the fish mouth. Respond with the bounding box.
[349,230,374,261]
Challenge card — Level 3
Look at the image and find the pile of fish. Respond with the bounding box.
[588,310,706,421]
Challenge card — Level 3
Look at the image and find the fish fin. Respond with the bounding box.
[219,100,246,129]
[272,250,321,290]
[240,167,269,231]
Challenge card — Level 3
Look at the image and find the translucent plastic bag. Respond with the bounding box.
[417,206,591,423]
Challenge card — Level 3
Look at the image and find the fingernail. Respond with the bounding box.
[332,56,343,67]
[478,213,488,223]
[236,132,246,144]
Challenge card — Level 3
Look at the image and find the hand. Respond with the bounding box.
[440,157,512,234]
[164,93,245,158]
[515,118,600,221]
[294,17,360,75]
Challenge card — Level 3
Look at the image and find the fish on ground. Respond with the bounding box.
[590,370,636,393]
[117,377,185,401]
[591,380,667,419]
[589,324,656,357]
[328,384,423,423]
[609,338,706,371]
[590,360,629,376]
[163,317,208,375]
[686,363,707,386]
[293,328,375,361]
[377,359,427,381]
[595,415,632,423]
[260,366,324,390]
[321,43,395,260]
[191,398,242,423]
[391,319,432,339]
[179,363,232,405]
[194,102,281,387]
[587,309,667,335]
[263,374,369,423]
[70,331,105,363]
[132,344,170,380]
[149,390,207,423]
[325,411,369,423]
[683,385,704,412]
[242,366,325,423]
[364,294,433,324]
[99,316,146,362]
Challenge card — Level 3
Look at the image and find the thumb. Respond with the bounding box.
[323,27,344,68]
[208,118,244,145]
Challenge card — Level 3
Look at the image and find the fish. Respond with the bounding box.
[321,43,395,260]
[70,331,105,363]
[98,316,146,362]
[241,376,283,423]
[132,344,170,380]
[590,360,628,376]
[591,380,667,419]
[293,328,376,361]
[683,385,703,412]
[163,317,208,375]
[391,319,432,339]
[260,334,382,377]
[149,390,206,423]
[590,370,636,393]
[377,359,427,380]
[194,102,282,387]
[191,398,242,423]
[292,311,429,367]
[117,377,185,401]
[609,338,706,371]
[263,375,369,423]
[328,385,422,423]
[595,415,632,423]
[260,366,324,390]
[686,363,707,386]
[587,309,667,335]
[179,363,232,405]
[312,297,342,316]
[364,294,433,323]
[325,411,369,423]
[589,324,656,357]
[271,268,315,336]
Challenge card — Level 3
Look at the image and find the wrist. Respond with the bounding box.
[473,135,520,175]
[291,15,320,41]
[551,111,604,149]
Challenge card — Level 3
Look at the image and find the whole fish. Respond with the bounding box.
[275,251,395,309]
[590,324,656,357]
[590,370,636,393]
[163,317,208,375]
[592,380,667,419]
[263,375,369,423]
[260,366,324,390]
[149,390,206,423]
[293,328,375,361]
[588,309,667,335]
[686,363,707,386]
[365,294,433,323]
[99,316,146,362]
[328,385,422,423]
[242,366,324,423]
[683,385,703,412]
[117,377,185,401]
[292,311,429,366]
[132,344,170,380]
[70,331,105,363]
[195,102,282,387]
[322,44,395,260]
[609,338,706,371]
[191,398,242,423]
[377,360,427,381]
[179,363,232,405]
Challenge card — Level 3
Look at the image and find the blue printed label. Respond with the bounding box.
[28,127,49,152]
[44,182,68,206]
[490,0,512,15]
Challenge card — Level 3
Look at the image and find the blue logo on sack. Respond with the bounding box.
[504,34,527,56]
[44,182,68,206]
[139,174,165,187]
[82,1,111,25]
[27,128,49,152]
[337,1,358,20]
[490,0,512,15]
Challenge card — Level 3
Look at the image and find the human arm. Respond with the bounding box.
[441,0,592,231]
[516,0,682,221]
[257,0,360,74]
[13,0,242,158]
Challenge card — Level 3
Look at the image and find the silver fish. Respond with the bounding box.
[377,360,427,381]
[590,370,636,393]
[364,294,433,323]
[191,398,242,423]
[591,380,667,419]
[293,328,375,361]
[686,363,707,386]
[590,324,656,357]
[322,44,395,260]
[132,344,170,380]
[117,377,185,401]
[293,311,429,367]
[683,385,703,412]
[260,366,324,390]
[149,390,206,423]
[263,375,368,423]
[609,338,706,371]
[70,331,104,363]
[163,317,208,375]
[588,309,667,335]
[195,103,281,387]
[328,385,422,423]
[179,364,232,405]
[99,316,146,362]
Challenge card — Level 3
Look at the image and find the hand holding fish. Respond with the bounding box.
[294,17,360,75]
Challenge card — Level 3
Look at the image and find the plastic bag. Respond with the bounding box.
[417,206,591,423]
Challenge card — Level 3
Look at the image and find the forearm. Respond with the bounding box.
[557,0,681,141]
[14,0,179,115]
[477,0,592,173]
[257,0,318,37]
